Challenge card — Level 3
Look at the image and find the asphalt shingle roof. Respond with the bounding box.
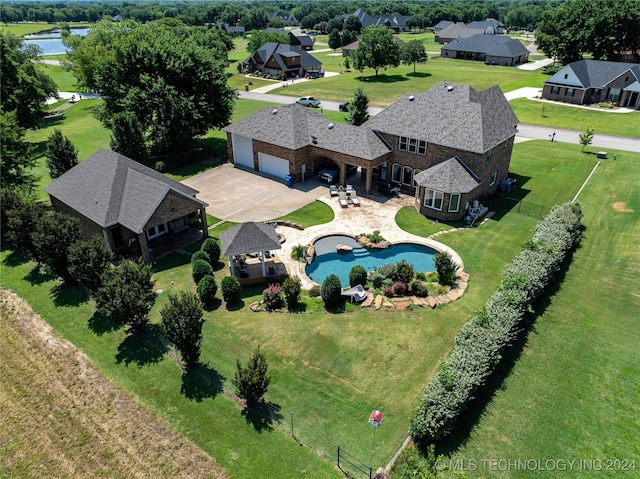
[220,222,281,256]
[364,82,519,153]
[438,22,485,40]
[44,149,204,233]
[246,42,320,70]
[442,34,529,57]
[224,104,392,160]
[413,156,480,193]
[547,59,640,88]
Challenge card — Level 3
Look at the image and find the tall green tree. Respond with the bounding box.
[33,211,82,279]
[401,39,428,74]
[96,259,156,331]
[247,29,289,53]
[109,111,149,164]
[68,237,114,293]
[352,26,400,76]
[579,127,595,152]
[4,198,48,257]
[161,291,205,367]
[68,21,235,159]
[1,32,57,129]
[232,346,271,408]
[328,28,341,51]
[46,129,78,179]
[0,111,38,193]
[346,88,370,126]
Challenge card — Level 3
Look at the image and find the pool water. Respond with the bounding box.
[306,235,437,286]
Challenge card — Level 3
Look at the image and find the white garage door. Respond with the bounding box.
[259,152,290,178]
[232,134,254,169]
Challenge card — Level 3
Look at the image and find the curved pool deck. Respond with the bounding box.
[274,192,465,289]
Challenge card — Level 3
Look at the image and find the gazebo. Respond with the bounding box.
[220,222,282,278]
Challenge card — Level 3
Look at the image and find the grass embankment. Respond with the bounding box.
[0,288,228,479]
[438,151,640,478]
[510,98,640,138]
[36,62,79,91]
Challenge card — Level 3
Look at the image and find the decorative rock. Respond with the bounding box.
[394,300,412,310]
[383,301,395,308]
[376,241,391,249]
[361,292,375,307]
[249,301,261,312]
[336,244,353,253]
[426,296,438,309]
[374,295,383,310]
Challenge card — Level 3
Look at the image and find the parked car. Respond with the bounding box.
[318,168,339,183]
[296,96,321,107]
[305,70,324,79]
[339,102,350,112]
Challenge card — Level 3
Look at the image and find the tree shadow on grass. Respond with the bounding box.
[50,282,88,307]
[24,264,56,285]
[115,324,169,367]
[88,310,120,336]
[225,299,246,311]
[241,401,284,433]
[1,243,32,267]
[180,362,225,402]
[426,243,580,457]
[406,71,432,78]
[355,74,408,83]
[202,298,223,312]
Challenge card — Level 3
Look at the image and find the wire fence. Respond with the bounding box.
[490,196,552,219]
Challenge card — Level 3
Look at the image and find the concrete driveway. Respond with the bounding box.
[181,163,329,223]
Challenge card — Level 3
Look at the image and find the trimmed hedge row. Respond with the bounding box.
[409,202,583,442]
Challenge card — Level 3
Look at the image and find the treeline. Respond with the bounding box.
[1,0,560,32]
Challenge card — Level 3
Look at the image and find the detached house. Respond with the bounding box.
[441,34,529,65]
[44,149,209,262]
[542,59,640,109]
[337,8,411,33]
[224,82,518,221]
[242,42,321,78]
[267,12,299,27]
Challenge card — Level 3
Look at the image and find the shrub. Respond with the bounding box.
[349,265,367,287]
[308,284,322,297]
[409,280,429,298]
[414,271,426,281]
[197,275,217,304]
[377,263,395,279]
[33,210,82,279]
[282,277,301,308]
[365,229,385,244]
[382,285,394,297]
[192,259,213,284]
[392,281,407,296]
[233,346,271,408]
[393,259,415,284]
[434,252,459,286]
[321,274,343,307]
[409,202,583,442]
[370,272,384,288]
[425,271,439,283]
[262,283,283,310]
[161,291,204,367]
[68,237,114,293]
[201,238,221,265]
[221,275,241,303]
[191,250,210,264]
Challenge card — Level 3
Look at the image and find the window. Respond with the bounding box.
[608,88,621,102]
[399,136,426,155]
[594,89,601,97]
[490,171,497,186]
[449,193,461,212]
[391,163,402,183]
[486,148,493,164]
[146,223,168,240]
[551,86,560,95]
[567,88,574,97]
[424,189,444,210]
[564,73,568,79]
[402,166,413,185]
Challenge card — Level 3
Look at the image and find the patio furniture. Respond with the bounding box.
[329,185,338,196]
[341,284,368,303]
[351,191,361,207]
[346,184,354,194]
[338,191,349,208]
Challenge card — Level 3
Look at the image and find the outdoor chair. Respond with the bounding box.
[329,185,338,197]
[338,191,348,208]
[346,184,354,194]
[351,191,361,207]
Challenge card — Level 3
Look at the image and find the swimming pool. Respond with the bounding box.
[305,235,438,286]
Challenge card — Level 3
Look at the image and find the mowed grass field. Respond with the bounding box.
[0,288,228,479]
[439,150,640,478]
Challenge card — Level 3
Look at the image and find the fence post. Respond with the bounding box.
[290,411,294,438]
[337,446,341,469]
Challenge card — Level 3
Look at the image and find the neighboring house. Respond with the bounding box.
[242,42,321,77]
[265,28,314,50]
[223,82,518,221]
[338,8,411,33]
[341,35,407,57]
[441,34,529,66]
[433,20,453,34]
[467,18,506,34]
[267,12,299,27]
[217,22,246,37]
[541,59,640,109]
[44,149,209,262]
[435,22,485,44]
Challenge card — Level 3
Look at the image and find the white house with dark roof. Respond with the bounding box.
[44,149,209,261]
[242,42,321,78]
[441,34,529,65]
[224,82,519,220]
[542,59,640,109]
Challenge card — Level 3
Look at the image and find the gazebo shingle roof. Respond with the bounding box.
[413,156,480,193]
[220,222,281,257]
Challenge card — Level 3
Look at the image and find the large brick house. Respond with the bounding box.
[242,42,321,78]
[441,34,529,66]
[44,149,209,261]
[541,59,640,109]
[223,82,518,220]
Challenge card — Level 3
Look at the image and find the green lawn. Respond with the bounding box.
[0,22,69,37]
[35,62,79,91]
[439,150,640,479]
[510,98,640,138]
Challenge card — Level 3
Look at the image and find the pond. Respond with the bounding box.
[23,27,89,56]
[305,235,438,286]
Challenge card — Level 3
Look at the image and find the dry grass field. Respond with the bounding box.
[0,287,227,479]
